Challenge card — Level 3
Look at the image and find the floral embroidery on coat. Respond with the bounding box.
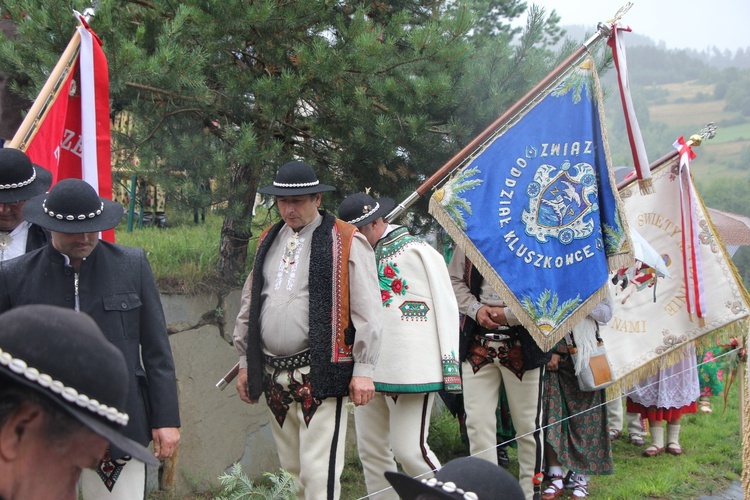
[379,261,408,307]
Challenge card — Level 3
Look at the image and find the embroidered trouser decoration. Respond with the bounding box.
[467,338,525,379]
[95,447,132,491]
[265,368,322,427]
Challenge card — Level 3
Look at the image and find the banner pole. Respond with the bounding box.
[8,29,82,150]
[615,123,717,191]
[386,23,612,222]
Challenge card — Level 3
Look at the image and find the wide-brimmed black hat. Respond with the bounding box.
[0,305,158,466]
[23,178,123,233]
[385,456,524,499]
[337,192,395,228]
[258,161,336,196]
[0,148,52,203]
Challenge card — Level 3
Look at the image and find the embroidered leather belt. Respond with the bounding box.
[264,349,310,370]
[477,325,525,342]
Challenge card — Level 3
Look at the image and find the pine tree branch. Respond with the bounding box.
[126,82,188,100]
[121,0,156,9]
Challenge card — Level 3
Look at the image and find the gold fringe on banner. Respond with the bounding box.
[430,193,610,353]
[605,317,750,401]
[637,177,655,195]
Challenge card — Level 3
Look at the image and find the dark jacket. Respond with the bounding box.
[0,241,180,458]
[24,223,49,253]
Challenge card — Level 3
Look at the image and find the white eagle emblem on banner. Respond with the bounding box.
[522,161,598,244]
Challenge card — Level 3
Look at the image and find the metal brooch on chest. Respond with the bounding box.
[0,232,12,251]
[282,232,300,271]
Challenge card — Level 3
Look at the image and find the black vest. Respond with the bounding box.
[245,212,356,400]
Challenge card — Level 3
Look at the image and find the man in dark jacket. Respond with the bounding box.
[0,178,180,499]
[0,148,52,260]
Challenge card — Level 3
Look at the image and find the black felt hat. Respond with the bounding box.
[0,148,53,203]
[23,178,123,233]
[337,192,395,228]
[257,161,336,196]
[384,456,524,500]
[0,305,158,466]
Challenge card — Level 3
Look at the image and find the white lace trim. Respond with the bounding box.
[274,235,305,291]
[0,347,130,426]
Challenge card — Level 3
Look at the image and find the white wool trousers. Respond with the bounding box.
[606,396,647,436]
[355,392,440,499]
[462,359,544,500]
[266,367,348,500]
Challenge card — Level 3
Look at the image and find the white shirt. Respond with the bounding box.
[0,221,31,262]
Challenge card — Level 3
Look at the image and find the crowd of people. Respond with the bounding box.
[0,149,179,500]
[0,153,711,500]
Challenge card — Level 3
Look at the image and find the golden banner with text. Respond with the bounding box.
[600,158,749,395]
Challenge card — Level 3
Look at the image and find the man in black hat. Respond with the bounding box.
[0,178,180,499]
[384,456,524,500]
[0,304,159,500]
[232,161,382,499]
[0,148,52,261]
[338,192,460,500]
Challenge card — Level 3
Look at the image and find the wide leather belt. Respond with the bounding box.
[265,349,310,370]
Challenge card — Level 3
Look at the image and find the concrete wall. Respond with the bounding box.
[159,290,359,495]
[160,290,277,495]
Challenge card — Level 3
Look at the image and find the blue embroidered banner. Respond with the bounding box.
[430,60,632,350]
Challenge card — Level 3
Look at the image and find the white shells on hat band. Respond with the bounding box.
[0,168,36,190]
[347,202,380,225]
[273,180,320,188]
[43,201,104,221]
[421,478,479,500]
[0,347,130,426]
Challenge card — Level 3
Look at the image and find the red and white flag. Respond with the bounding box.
[23,13,114,240]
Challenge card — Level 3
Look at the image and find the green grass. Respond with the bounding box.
[116,212,226,294]
[337,383,742,500]
[593,390,742,499]
[418,391,741,500]
[340,387,743,500]
[709,122,750,143]
[115,209,270,294]
[148,385,744,499]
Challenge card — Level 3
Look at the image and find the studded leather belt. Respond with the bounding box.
[264,349,311,370]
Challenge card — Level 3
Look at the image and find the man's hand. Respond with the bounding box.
[152,427,180,459]
[476,305,507,329]
[547,353,561,372]
[236,368,258,404]
[349,376,375,406]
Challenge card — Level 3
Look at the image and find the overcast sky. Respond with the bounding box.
[517,0,750,52]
